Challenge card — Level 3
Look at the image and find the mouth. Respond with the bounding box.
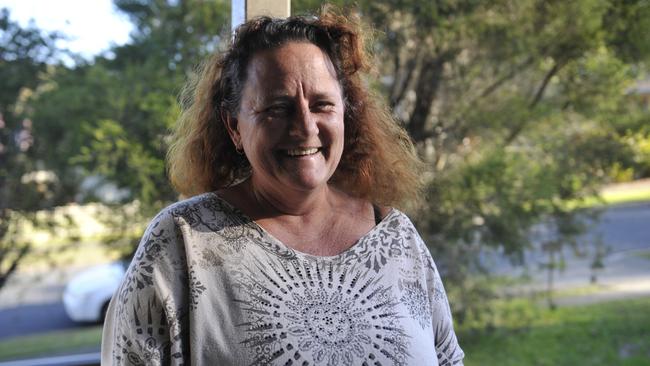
[284,147,321,157]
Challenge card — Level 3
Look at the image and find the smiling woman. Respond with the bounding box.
[101,7,464,366]
[226,42,346,202]
[167,11,421,206]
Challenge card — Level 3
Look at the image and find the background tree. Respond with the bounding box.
[29,0,229,207]
[295,0,650,318]
[0,8,62,287]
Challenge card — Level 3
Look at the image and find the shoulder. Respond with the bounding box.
[380,209,436,265]
[354,207,428,258]
[380,208,420,236]
[131,192,235,263]
[150,192,239,230]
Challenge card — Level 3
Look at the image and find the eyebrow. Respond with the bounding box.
[263,91,339,104]
[264,94,293,103]
[310,92,339,101]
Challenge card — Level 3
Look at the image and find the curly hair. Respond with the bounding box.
[167,7,422,207]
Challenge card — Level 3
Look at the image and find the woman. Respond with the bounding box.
[102,9,464,366]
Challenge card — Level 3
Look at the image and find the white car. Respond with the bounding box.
[63,260,127,323]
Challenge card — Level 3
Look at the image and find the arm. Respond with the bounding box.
[101,210,188,365]
[427,258,465,365]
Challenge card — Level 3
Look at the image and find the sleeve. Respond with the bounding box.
[427,256,465,365]
[101,209,189,366]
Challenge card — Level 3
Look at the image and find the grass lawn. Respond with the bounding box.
[601,189,650,205]
[459,297,650,366]
[636,249,650,261]
[565,180,650,210]
[0,326,103,362]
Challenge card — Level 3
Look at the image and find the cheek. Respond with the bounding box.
[334,116,345,146]
[240,119,272,145]
[329,119,345,163]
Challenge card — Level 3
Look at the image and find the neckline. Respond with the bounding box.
[209,192,397,260]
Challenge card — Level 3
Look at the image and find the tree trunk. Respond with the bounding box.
[407,50,457,142]
[502,61,563,146]
[389,48,421,109]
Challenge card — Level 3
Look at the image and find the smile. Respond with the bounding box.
[285,147,320,157]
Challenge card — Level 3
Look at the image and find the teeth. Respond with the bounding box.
[286,148,319,156]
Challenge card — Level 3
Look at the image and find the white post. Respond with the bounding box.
[231,0,246,33]
[231,0,291,32]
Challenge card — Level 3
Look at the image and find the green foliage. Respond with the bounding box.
[72,119,165,203]
[460,297,650,366]
[0,8,63,287]
[27,1,230,205]
[603,0,650,63]
[624,131,650,178]
[0,8,59,109]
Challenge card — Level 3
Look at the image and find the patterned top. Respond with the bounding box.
[101,192,464,366]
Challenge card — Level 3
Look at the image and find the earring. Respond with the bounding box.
[235,145,244,155]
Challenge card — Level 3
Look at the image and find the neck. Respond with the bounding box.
[245,177,334,218]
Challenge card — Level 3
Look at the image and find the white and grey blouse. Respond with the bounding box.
[101,192,464,365]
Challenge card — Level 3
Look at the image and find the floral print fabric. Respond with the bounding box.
[101,193,464,365]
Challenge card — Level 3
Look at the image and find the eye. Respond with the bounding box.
[265,103,291,116]
[311,101,336,112]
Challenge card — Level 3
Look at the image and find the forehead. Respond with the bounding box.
[243,42,340,95]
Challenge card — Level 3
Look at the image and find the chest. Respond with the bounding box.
[256,215,376,256]
[183,245,438,366]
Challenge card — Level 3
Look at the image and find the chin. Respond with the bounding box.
[286,179,329,192]
[281,172,332,192]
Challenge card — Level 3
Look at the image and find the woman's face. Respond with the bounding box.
[228,41,345,195]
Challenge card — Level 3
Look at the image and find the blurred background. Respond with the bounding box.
[0,0,649,365]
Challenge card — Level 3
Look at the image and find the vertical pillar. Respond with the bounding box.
[232,0,291,32]
[231,0,246,32]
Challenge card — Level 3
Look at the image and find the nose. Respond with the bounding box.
[288,99,318,139]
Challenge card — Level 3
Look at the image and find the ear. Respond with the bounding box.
[222,109,241,149]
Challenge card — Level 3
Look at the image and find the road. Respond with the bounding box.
[0,202,649,339]
[593,200,650,252]
[0,267,94,340]
[481,201,650,305]
[0,302,84,340]
[543,202,650,305]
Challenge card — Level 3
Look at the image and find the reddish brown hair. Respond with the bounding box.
[167,8,422,207]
